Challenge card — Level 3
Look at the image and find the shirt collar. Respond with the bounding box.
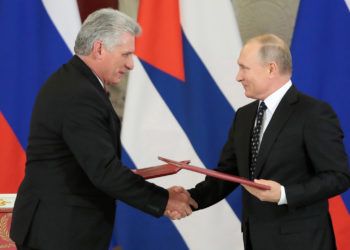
[263,80,292,113]
[93,73,105,89]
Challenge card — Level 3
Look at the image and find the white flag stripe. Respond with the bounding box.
[175,206,243,250]
[180,0,251,110]
[121,57,243,250]
[42,0,81,54]
[345,0,350,11]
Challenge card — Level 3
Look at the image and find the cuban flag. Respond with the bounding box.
[0,0,80,193]
[117,0,249,249]
[291,0,350,249]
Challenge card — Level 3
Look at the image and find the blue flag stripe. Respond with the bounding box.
[291,0,350,210]
[0,0,72,148]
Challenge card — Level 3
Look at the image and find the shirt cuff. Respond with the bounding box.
[278,185,287,205]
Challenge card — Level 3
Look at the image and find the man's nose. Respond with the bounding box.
[236,70,242,82]
[126,55,134,70]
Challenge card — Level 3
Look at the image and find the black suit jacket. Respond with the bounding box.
[189,86,350,250]
[11,56,168,250]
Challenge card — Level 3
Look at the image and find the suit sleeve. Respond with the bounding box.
[61,91,168,217]
[189,114,239,209]
[286,102,350,208]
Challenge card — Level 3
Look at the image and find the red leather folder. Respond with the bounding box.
[132,163,181,179]
[158,157,270,190]
[133,157,270,190]
[132,160,190,179]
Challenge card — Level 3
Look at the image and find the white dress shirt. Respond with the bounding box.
[258,80,292,205]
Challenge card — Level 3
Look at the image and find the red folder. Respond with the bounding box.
[132,160,190,179]
[133,157,270,190]
[132,164,181,179]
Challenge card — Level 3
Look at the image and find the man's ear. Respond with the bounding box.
[91,40,103,59]
[267,62,278,77]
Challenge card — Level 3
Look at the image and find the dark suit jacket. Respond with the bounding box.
[10,56,168,250]
[189,86,350,250]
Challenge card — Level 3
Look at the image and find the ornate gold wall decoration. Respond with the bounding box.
[0,213,15,249]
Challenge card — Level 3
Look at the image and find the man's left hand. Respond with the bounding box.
[242,179,281,203]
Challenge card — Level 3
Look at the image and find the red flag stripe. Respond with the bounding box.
[136,0,185,81]
[329,195,350,250]
[0,112,26,193]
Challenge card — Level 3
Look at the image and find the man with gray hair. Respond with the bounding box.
[11,8,196,250]
[187,34,350,250]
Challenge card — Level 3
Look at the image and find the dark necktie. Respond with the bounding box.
[250,101,267,180]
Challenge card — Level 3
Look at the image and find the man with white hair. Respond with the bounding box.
[11,8,196,250]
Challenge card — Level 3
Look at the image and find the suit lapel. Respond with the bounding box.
[70,56,122,154]
[254,86,299,178]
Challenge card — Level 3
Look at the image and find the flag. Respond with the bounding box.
[291,0,350,249]
[0,0,80,193]
[0,0,119,194]
[117,0,249,249]
[0,1,123,249]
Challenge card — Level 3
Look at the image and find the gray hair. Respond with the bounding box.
[74,8,141,55]
[249,34,292,75]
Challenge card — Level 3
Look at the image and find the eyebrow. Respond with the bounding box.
[122,51,134,55]
[238,63,249,69]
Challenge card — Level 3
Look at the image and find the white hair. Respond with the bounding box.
[74,8,141,55]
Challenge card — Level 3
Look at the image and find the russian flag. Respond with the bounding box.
[117,0,249,249]
[0,0,118,194]
[291,0,350,249]
[0,0,80,193]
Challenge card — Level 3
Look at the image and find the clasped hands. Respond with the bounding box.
[165,186,198,220]
[164,179,282,220]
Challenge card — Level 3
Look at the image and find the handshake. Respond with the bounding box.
[165,186,198,220]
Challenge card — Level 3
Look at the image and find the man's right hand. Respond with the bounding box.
[165,186,198,220]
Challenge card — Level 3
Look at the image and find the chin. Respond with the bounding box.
[109,78,122,85]
[244,91,252,98]
[113,77,123,84]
